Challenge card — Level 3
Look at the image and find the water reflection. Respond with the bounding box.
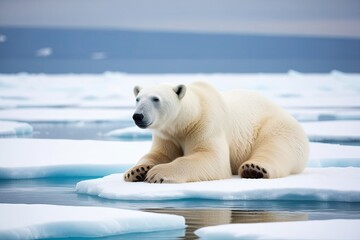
[145,208,307,239]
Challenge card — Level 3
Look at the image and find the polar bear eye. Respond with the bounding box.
[152,97,160,102]
[136,98,140,102]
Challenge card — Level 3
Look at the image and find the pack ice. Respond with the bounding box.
[195,219,360,240]
[0,204,185,239]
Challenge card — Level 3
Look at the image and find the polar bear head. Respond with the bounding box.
[132,84,187,129]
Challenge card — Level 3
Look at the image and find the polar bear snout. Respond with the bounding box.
[133,111,153,129]
[133,113,144,123]
[133,113,147,128]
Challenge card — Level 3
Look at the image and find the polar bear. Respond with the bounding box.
[124,81,309,183]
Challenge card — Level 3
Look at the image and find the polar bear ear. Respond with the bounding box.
[173,84,186,100]
[133,86,142,97]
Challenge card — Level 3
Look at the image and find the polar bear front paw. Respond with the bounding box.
[124,165,153,182]
[240,163,269,179]
[145,165,185,183]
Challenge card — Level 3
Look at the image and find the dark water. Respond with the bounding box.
[1,27,360,74]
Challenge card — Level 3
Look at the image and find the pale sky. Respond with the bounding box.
[0,0,360,38]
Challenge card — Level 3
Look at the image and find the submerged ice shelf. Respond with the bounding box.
[195,219,360,240]
[76,168,360,202]
[0,204,185,240]
[0,139,359,179]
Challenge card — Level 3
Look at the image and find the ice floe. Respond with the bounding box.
[289,109,360,121]
[0,139,359,179]
[76,168,360,202]
[0,121,33,137]
[0,204,185,239]
[0,139,151,179]
[0,108,133,123]
[309,142,360,167]
[302,121,360,143]
[194,219,360,240]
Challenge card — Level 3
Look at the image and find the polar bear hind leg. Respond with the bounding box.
[238,119,307,179]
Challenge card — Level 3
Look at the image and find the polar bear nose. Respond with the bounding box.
[133,113,144,123]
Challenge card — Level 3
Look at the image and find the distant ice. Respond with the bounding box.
[0,34,6,43]
[1,73,360,110]
[0,121,33,137]
[289,109,360,121]
[0,204,185,239]
[309,142,360,167]
[302,121,360,143]
[76,168,360,202]
[0,108,133,123]
[275,97,360,109]
[35,47,53,57]
[91,52,107,60]
[195,219,360,240]
[0,139,359,179]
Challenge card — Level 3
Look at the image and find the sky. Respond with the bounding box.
[0,0,360,38]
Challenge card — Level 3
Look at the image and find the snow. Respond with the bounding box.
[76,168,360,202]
[302,121,360,142]
[194,219,360,240]
[0,108,133,123]
[0,139,151,179]
[0,204,185,239]
[0,121,33,136]
[0,139,359,179]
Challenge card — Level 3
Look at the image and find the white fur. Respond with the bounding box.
[125,82,309,183]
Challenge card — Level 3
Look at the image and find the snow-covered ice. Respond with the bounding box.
[76,168,360,202]
[0,121,33,136]
[0,108,133,123]
[0,139,359,179]
[0,139,151,179]
[1,73,360,110]
[0,204,185,239]
[309,142,360,167]
[289,109,360,121]
[302,121,360,142]
[194,219,360,240]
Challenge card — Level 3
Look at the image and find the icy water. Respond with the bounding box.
[2,122,360,239]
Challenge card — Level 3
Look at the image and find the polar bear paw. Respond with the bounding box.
[145,164,185,183]
[124,165,153,182]
[240,163,269,179]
